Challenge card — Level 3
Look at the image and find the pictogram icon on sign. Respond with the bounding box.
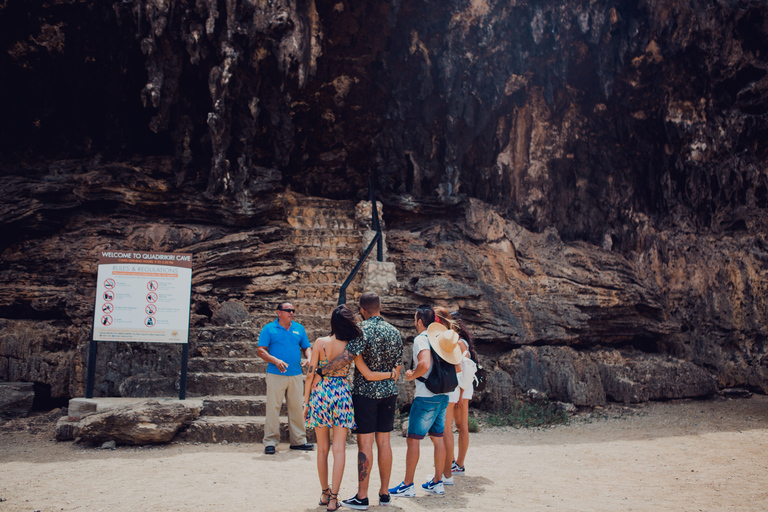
[145,316,155,327]
[103,291,114,301]
[145,304,157,315]
[102,303,114,313]
[146,292,158,303]
[147,280,159,291]
[104,279,116,289]
[101,315,113,326]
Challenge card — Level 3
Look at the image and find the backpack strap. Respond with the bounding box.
[416,345,439,383]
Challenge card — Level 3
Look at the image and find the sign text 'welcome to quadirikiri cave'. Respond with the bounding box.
[92,251,192,343]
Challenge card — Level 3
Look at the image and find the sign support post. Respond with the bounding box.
[179,344,189,400]
[85,327,98,399]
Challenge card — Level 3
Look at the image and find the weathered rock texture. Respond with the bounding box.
[2,0,768,410]
[0,382,35,419]
[68,400,201,445]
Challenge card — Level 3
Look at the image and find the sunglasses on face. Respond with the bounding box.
[279,308,295,313]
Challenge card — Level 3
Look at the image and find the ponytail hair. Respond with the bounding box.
[449,310,478,362]
[434,306,458,332]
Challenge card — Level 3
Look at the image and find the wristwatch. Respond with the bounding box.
[315,366,324,377]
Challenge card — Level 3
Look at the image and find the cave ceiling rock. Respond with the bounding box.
[127,0,324,197]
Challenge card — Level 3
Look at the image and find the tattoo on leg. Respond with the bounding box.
[357,452,370,482]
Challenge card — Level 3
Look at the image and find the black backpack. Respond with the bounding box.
[416,345,458,394]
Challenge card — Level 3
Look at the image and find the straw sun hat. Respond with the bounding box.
[426,322,463,365]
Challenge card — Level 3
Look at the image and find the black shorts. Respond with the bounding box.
[351,395,397,435]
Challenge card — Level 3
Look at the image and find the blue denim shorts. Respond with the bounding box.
[407,394,449,439]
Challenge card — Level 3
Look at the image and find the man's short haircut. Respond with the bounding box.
[359,292,380,312]
[415,304,435,326]
[276,301,291,311]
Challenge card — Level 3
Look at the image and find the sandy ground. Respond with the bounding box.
[1,396,767,512]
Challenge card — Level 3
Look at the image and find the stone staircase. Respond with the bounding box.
[249,196,368,336]
[180,327,300,443]
[180,196,370,443]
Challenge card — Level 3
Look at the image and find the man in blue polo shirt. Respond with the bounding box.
[257,301,313,454]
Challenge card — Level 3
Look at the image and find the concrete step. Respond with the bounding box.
[186,372,267,396]
[194,327,257,343]
[295,246,362,260]
[288,199,356,213]
[289,230,364,245]
[288,216,359,230]
[191,340,261,358]
[200,395,285,416]
[287,196,357,210]
[295,258,361,273]
[296,270,359,285]
[179,415,317,444]
[189,357,269,373]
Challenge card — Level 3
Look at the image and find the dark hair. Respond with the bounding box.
[276,301,291,311]
[450,310,478,362]
[331,304,363,342]
[415,304,435,327]
[359,292,380,312]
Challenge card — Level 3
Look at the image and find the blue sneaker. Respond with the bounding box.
[388,482,416,497]
[422,479,445,495]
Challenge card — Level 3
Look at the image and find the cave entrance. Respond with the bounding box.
[32,382,69,412]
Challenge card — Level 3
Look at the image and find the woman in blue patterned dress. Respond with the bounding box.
[303,304,397,511]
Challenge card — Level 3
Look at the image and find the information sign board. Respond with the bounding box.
[92,251,192,343]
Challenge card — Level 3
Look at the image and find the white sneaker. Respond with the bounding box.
[422,479,445,495]
[426,473,453,485]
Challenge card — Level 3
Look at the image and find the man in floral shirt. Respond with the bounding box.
[318,291,403,510]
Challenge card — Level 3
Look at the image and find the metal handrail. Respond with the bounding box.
[338,176,383,305]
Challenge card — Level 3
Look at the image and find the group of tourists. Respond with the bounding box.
[256,292,478,510]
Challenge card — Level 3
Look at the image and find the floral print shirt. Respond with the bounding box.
[346,316,403,399]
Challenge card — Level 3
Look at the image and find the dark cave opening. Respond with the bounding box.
[32,382,69,411]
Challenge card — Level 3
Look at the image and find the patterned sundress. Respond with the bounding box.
[306,342,357,429]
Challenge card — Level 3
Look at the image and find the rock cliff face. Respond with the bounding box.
[2,0,768,407]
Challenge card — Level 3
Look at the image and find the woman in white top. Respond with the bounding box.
[432,307,475,484]
[448,310,477,475]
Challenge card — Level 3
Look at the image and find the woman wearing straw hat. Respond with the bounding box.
[429,306,471,486]
[389,305,463,498]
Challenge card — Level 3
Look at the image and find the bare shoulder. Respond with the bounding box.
[314,336,332,347]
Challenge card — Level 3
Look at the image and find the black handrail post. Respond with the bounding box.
[369,175,383,262]
[338,174,384,305]
[337,231,381,306]
[369,175,377,229]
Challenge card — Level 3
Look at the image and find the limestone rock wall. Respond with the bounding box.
[2,0,768,406]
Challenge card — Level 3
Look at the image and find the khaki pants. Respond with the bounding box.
[264,373,307,447]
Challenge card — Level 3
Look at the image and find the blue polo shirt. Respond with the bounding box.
[258,319,311,376]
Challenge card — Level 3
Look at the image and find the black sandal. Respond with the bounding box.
[326,492,339,512]
[319,488,331,506]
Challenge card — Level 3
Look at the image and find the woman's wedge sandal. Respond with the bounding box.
[319,488,331,506]
[326,492,340,512]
